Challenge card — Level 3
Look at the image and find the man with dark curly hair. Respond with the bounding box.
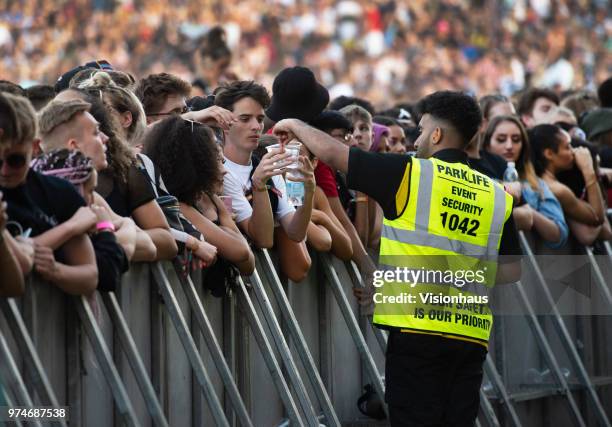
[273,91,522,426]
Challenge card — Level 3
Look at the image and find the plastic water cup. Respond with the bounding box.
[265,142,300,171]
[265,142,304,206]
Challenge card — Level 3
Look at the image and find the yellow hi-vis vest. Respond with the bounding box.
[373,157,513,346]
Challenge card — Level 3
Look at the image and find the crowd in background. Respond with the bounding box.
[1,0,611,107]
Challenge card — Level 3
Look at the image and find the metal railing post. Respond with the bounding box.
[257,249,341,427]
[151,263,230,427]
[519,231,611,427]
[584,246,612,312]
[0,331,43,427]
[479,388,500,427]
[248,268,320,425]
[0,298,66,427]
[177,271,253,427]
[100,292,169,427]
[345,260,389,352]
[235,277,304,427]
[73,295,140,427]
[512,281,586,426]
[319,253,387,417]
[484,356,522,427]
[1,385,24,427]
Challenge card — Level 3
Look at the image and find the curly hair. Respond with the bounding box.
[416,91,482,145]
[61,88,135,185]
[143,116,222,205]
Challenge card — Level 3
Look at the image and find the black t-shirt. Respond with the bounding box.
[1,170,85,237]
[92,231,129,293]
[347,148,522,257]
[96,163,156,217]
[468,150,507,180]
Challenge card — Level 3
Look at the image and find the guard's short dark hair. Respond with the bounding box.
[134,73,191,115]
[25,84,55,111]
[328,95,375,115]
[416,91,482,145]
[597,76,612,108]
[517,88,560,116]
[214,80,270,111]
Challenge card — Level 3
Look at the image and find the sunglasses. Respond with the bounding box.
[0,154,27,170]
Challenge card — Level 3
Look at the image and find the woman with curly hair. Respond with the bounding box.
[54,87,177,261]
[144,116,254,275]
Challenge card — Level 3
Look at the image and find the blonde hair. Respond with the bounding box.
[77,71,147,144]
[339,104,372,126]
[0,93,38,146]
[38,99,90,137]
[70,68,136,89]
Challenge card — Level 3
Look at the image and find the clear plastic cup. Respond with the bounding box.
[265,142,305,206]
[265,142,300,171]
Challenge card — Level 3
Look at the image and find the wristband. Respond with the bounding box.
[96,221,115,233]
[354,196,368,203]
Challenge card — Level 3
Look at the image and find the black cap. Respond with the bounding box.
[265,66,329,123]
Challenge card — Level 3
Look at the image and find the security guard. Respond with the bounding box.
[273,91,522,426]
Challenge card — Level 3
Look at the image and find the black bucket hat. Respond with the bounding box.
[265,66,329,123]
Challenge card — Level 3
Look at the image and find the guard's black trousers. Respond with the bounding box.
[385,331,487,427]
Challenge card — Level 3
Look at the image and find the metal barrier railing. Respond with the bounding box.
[1,235,610,426]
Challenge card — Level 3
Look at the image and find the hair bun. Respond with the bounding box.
[78,71,115,89]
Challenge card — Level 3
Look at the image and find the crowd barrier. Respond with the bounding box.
[1,232,611,426]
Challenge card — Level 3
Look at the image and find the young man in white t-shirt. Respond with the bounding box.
[216,80,315,248]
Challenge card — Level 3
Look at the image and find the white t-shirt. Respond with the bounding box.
[223,157,295,224]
